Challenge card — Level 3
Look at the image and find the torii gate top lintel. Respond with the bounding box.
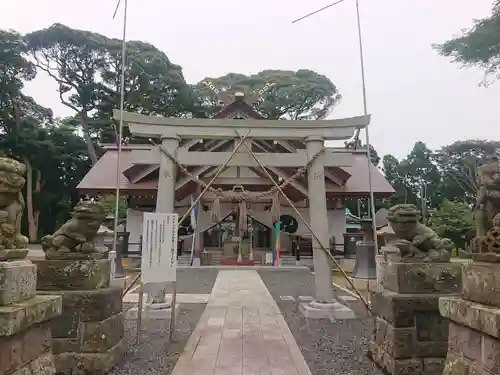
[113,110,370,141]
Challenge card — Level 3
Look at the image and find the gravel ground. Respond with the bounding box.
[109,303,205,375]
[259,269,383,375]
[109,269,218,375]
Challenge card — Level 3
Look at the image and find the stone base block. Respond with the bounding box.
[443,322,500,374]
[0,259,37,306]
[33,259,111,291]
[370,288,453,375]
[347,277,377,291]
[368,341,445,375]
[371,288,450,327]
[38,287,124,373]
[54,337,126,375]
[382,261,462,294]
[372,316,448,359]
[299,300,356,320]
[440,296,500,338]
[0,321,58,375]
[462,261,500,308]
[0,249,29,261]
[0,295,62,336]
[40,287,122,327]
[125,303,180,320]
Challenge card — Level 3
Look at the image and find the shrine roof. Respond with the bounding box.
[77,145,394,197]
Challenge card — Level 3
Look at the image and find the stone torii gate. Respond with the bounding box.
[114,109,370,313]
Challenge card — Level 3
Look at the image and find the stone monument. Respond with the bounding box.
[440,156,500,374]
[33,199,125,375]
[369,204,462,375]
[0,157,62,375]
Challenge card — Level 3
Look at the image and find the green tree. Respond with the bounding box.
[402,142,442,209]
[100,195,127,221]
[434,1,500,82]
[433,140,500,203]
[193,70,341,119]
[95,39,191,144]
[0,29,91,239]
[0,29,52,240]
[428,200,475,249]
[25,24,109,164]
[381,154,415,206]
[380,142,440,208]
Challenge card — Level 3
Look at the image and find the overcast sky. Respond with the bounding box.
[1,0,499,159]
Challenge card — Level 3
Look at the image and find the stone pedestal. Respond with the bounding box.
[33,258,125,375]
[369,257,462,375]
[0,258,62,375]
[440,253,500,374]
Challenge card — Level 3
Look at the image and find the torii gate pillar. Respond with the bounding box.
[299,136,355,320]
[156,136,180,213]
[150,136,179,304]
[306,136,334,302]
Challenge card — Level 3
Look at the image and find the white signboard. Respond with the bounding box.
[141,213,178,284]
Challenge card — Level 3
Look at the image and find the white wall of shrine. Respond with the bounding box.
[125,204,346,252]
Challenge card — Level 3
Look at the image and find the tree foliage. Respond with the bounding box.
[428,200,475,249]
[380,139,500,249]
[0,29,90,240]
[25,23,192,160]
[435,1,500,82]
[193,70,341,119]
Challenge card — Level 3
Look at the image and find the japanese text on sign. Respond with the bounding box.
[141,213,178,284]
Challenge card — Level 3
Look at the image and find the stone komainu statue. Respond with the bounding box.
[41,199,107,259]
[0,157,29,250]
[387,204,451,262]
[472,155,500,254]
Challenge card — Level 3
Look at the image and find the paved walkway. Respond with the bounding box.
[171,270,312,375]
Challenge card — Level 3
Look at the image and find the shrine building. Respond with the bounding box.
[77,93,394,268]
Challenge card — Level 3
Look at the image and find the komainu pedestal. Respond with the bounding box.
[440,253,500,374]
[0,156,62,375]
[369,257,462,375]
[33,257,125,375]
[369,204,461,375]
[0,258,62,375]
[34,199,125,375]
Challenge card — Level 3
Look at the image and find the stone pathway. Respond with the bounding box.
[171,270,312,375]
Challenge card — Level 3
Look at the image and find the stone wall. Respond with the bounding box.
[33,258,125,375]
[440,255,500,374]
[369,257,462,375]
[0,258,62,375]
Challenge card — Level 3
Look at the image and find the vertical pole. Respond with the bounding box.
[168,281,177,343]
[355,0,379,251]
[136,281,143,345]
[112,0,128,257]
[274,221,281,267]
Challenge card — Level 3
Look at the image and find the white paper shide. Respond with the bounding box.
[141,213,178,284]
